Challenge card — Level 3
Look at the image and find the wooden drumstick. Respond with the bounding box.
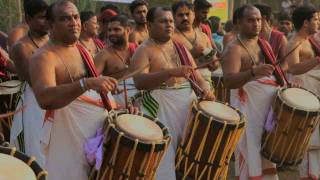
[275,40,304,66]
[123,80,129,109]
[117,63,150,82]
[186,76,204,94]
[194,58,220,70]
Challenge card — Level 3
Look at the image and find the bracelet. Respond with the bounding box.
[79,78,86,92]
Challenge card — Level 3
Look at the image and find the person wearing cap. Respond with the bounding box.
[79,11,104,57]
[98,8,118,43]
[128,0,149,45]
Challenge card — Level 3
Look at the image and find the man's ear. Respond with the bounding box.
[25,14,32,24]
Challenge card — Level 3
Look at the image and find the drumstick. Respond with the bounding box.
[0,106,24,119]
[275,40,304,66]
[123,80,129,109]
[194,58,220,70]
[186,76,204,94]
[117,63,150,82]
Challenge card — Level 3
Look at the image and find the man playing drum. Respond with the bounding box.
[221,5,287,179]
[9,0,49,166]
[286,5,320,179]
[131,6,215,179]
[79,11,104,58]
[172,0,218,91]
[29,1,118,179]
[128,0,149,45]
[95,15,137,107]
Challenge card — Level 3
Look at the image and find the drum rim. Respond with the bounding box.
[106,111,171,152]
[194,101,246,125]
[0,146,47,180]
[115,114,164,142]
[278,87,320,113]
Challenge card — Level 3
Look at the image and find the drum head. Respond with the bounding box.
[198,101,240,122]
[0,80,22,95]
[281,88,320,111]
[115,114,163,143]
[0,154,36,180]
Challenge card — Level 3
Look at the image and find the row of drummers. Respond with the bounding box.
[0,64,319,179]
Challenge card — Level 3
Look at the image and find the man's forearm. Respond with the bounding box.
[134,70,171,90]
[289,58,319,75]
[35,80,84,110]
[224,69,253,89]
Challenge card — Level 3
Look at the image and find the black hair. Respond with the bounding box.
[292,5,317,30]
[237,5,257,22]
[46,0,71,22]
[254,3,272,22]
[108,15,130,27]
[80,11,95,24]
[24,0,48,18]
[129,0,148,14]
[278,12,291,22]
[224,20,234,32]
[172,1,194,15]
[208,16,220,33]
[232,7,240,25]
[100,4,120,14]
[146,6,171,23]
[193,0,211,11]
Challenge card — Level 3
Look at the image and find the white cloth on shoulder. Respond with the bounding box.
[231,76,279,180]
[10,83,45,166]
[41,90,108,180]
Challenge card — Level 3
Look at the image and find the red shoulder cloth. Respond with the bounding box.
[173,41,202,95]
[93,38,105,50]
[269,30,285,58]
[309,35,320,56]
[128,42,137,57]
[199,23,217,49]
[76,43,115,111]
[258,38,288,86]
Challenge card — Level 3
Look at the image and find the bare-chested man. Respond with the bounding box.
[95,15,137,107]
[128,0,149,45]
[79,11,104,57]
[132,6,215,180]
[172,0,218,90]
[286,5,320,179]
[255,4,288,68]
[9,0,48,166]
[222,5,288,180]
[7,23,29,50]
[29,1,117,179]
[193,0,216,48]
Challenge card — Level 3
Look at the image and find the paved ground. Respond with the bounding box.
[227,161,300,180]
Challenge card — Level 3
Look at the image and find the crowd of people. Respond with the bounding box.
[0,0,319,179]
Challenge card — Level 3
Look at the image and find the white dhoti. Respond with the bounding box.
[231,76,279,180]
[113,78,137,107]
[293,70,320,179]
[10,83,45,166]
[140,83,196,180]
[41,90,108,180]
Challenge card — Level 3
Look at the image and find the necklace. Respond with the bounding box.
[179,28,197,46]
[150,38,181,68]
[112,47,129,69]
[28,32,40,49]
[237,35,265,65]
